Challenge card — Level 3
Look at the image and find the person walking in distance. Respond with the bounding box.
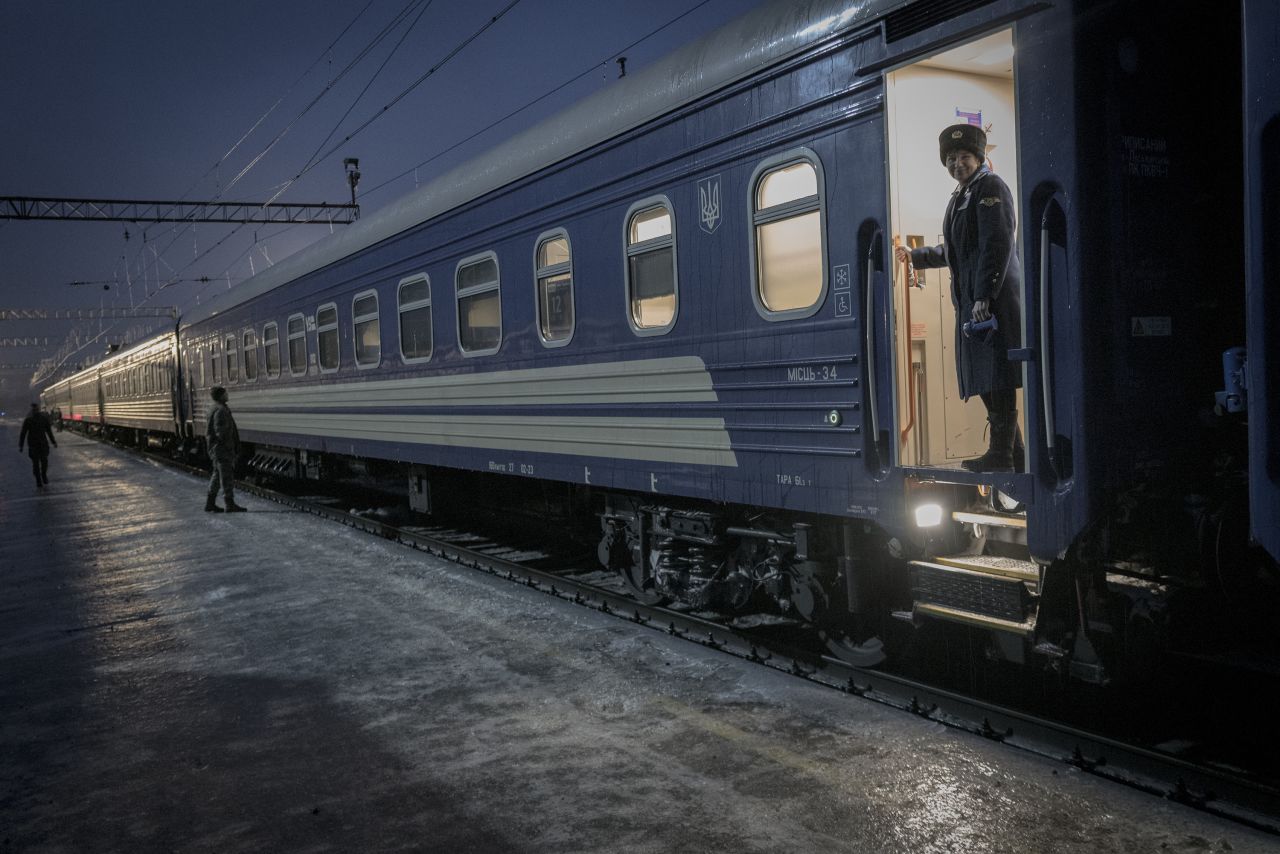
[205,386,246,512]
[895,123,1023,472]
[18,403,57,488]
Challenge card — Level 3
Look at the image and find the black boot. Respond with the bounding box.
[225,501,247,513]
[962,411,1017,473]
[205,498,224,513]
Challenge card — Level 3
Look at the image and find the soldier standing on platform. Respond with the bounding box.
[204,386,246,513]
[18,403,57,488]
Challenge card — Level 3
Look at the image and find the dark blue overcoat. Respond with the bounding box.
[910,168,1024,399]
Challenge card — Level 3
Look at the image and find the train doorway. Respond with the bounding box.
[884,30,1026,469]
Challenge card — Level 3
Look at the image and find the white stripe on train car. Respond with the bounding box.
[232,355,719,408]
[201,356,738,467]
[239,413,737,468]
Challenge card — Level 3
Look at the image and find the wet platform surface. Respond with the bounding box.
[1,424,1272,853]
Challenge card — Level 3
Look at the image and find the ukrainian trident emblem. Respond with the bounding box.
[697,175,722,234]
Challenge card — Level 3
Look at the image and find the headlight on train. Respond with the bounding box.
[914,503,944,528]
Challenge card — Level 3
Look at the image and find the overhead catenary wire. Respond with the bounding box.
[115,0,427,314]
[176,0,379,204]
[270,0,524,201]
[226,0,435,200]
[363,0,715,200]
[53,0,721,376]
[292,0,438,185]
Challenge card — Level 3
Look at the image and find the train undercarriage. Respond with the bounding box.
[69,417,1274,690]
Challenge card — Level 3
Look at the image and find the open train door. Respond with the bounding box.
[884,30,1024,471]
[1243,0,1280,563]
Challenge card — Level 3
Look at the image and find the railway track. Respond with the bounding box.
[128,439,1280,836]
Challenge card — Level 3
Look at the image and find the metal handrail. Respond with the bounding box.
[1039,195,1064,465]
[865,238,880,439]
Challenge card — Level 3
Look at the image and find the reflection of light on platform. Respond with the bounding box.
[886,759,1017,851]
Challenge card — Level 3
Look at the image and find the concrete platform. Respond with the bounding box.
[1,423,1272,853]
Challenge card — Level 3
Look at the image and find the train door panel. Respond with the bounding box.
[1243,0,1280,562]
[885,29,1024,469]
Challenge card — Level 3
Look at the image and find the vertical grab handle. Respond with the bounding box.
[865,237,880,439]
[1039,194,1065,469]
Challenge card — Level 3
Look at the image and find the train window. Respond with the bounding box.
[352,291,381,369]
[242,329,258,382]
[317,303,339,372]
[225,335,239,383]
[456,252,501,356]
[624,198,677,334]
[398,274,432,363]
[210,341,221,385]
[749,150,827,319]
[264,322,281,378]
[288,314,308,377]
[535,230,574,346]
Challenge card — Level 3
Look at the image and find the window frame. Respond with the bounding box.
[454,250,502,358]
[351,289,381,370]
[747,147,829,321]
[210,339,221,385]
[316,302,340,374]
[397,273,433,364]
[623,195,679,337]
[224,334,239,383]
[287,313,309,377]
[263,322,281,379]
[242,328,258,383]
[533,228,575,348]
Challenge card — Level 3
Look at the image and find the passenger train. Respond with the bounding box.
[42,0,1280,682]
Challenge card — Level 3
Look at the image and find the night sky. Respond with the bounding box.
[0,0,764,409]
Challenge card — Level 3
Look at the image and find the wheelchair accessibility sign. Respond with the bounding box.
[833,264,851,317]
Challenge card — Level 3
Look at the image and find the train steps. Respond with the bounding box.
[907,507,1039,636]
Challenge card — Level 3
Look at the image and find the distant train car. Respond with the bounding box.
[54,0,1278,681]
[40,377,72,426]
[41,330,183,449]
[65,366,103,431]
[97,332,182,447]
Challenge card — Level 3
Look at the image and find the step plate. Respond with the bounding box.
[909,560,1029,624]
[934,553,1039,583]
[952,510,1027,529]
[914,602,1036,637]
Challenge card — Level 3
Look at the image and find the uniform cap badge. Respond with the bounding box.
[951,130,963,139]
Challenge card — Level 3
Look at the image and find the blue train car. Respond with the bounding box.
[148,0,1276,677]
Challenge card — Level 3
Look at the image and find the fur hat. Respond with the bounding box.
[939,123,987,165]
[210,386,227,402]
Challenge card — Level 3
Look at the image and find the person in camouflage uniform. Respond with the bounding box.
[205,386,246,513]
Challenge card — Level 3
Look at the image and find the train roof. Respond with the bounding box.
[181,0,898,329]
[49,328,177,389]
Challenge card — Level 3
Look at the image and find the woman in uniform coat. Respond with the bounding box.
[895,123,1023,472]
